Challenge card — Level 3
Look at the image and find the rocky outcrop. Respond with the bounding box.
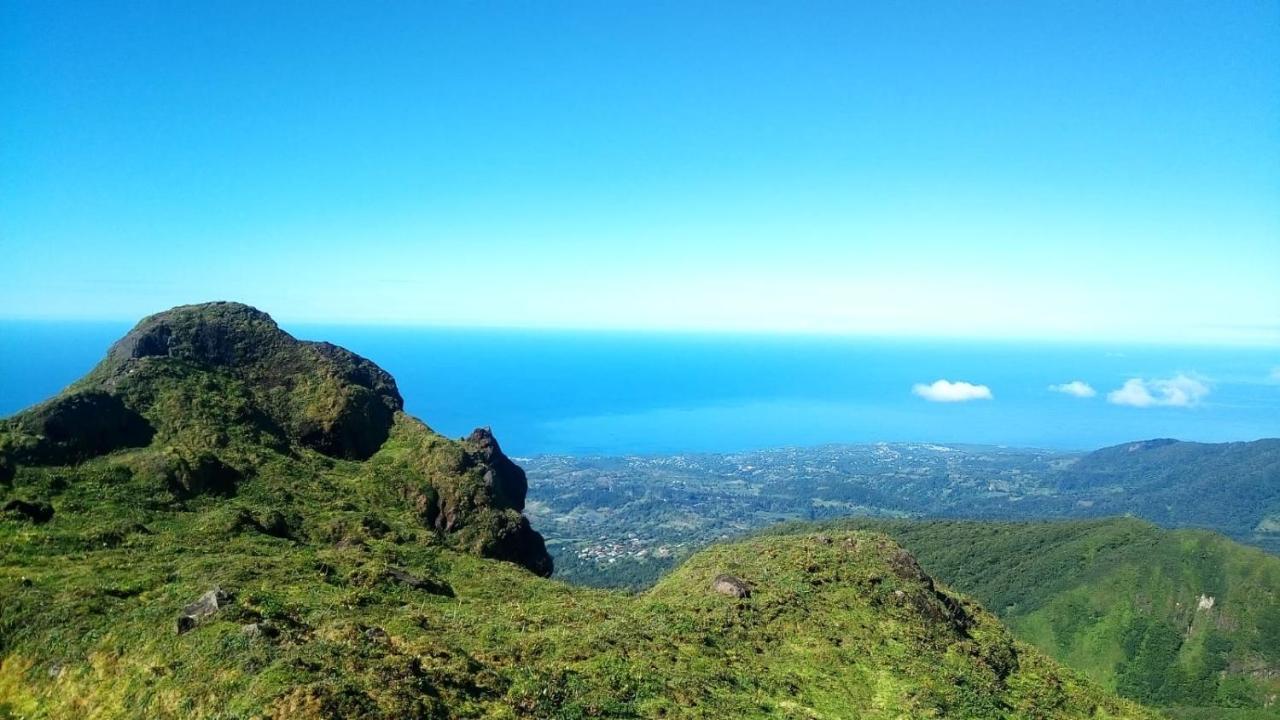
[465,427,528,512]
[711,574,751,598]
[9,391,153,465]
[392,419,553,576]
[0,302,553,576]
[176,587,230,634]
[84,301,403,461]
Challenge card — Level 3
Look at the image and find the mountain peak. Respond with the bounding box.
[1,301,551,575]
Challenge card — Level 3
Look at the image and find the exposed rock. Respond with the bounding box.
[2,499,54,524]
[476,512,553,578]
[241,622,279,639]
[177,587,230,635]
[466,427,528,512]
[169,452,241,498]
[397,419,553,576]
[384,567,455,597]
[889,547,928,582]
[10,391,153,464]
[93,302,403,460]
[712,574,752,599]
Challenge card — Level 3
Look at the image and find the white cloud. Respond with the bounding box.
[1107,374,1210,408]
[912,379,993,403]
[1049,380,1096,398]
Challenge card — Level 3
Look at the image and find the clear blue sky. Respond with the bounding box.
[2,1,1277,344]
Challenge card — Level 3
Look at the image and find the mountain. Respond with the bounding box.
[763,517,1280,719]
[0,302,1153,718]
[1049,439,1280,553]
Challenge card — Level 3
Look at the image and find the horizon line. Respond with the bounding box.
[1,313,1277,350]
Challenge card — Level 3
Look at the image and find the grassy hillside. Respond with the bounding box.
[763,518,1280,718]
[0,303,1156,718]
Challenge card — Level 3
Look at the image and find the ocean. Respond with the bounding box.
[1,321,1276,456]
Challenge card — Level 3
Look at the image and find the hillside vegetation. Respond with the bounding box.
[763,518,1280,718]
[0,303,1154,718]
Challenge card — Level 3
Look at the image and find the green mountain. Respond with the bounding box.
[0,302,1152,718]
[763,518,1280,718]
[1049,440,1280,553]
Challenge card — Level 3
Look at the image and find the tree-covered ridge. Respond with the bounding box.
[1050,439,1280,551]
[0,303,1153,718]
[762,518,1280,718]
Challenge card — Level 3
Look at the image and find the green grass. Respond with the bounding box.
[760,518,1280,718]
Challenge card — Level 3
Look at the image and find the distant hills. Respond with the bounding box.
[1049,439,1280,552]
[524,437,1280,590]
[0,303,1153,718]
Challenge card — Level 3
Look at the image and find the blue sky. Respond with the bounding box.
[2,1,1277,344]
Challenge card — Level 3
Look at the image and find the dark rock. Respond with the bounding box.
[107,302,283,367]
[176,587,230,634]
[96,302,403,461]
[384,567,455,597]
[175,615,197,635]
[13,391,153,465]
[466,427,528,512]
[169,453,240,498]
[0,455,14,486]
[296,342,402,460]
[478,513,554,578]
[712,574,752,599]
[2,499,54,524]
[889,548,928,582]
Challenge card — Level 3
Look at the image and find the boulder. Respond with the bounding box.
[2,499,54,524]
[241,622,279,639]
[711,574,751,599]
[176,587,230,634]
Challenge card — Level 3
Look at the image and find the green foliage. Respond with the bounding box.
[761,518,1280,718]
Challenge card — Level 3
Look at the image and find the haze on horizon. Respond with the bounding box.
[2,2,1277,345]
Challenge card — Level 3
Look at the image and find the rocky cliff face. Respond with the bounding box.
[0,301,551,575]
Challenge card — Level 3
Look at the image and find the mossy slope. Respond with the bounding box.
[765,518,1280,718]
[1,303,1154,718]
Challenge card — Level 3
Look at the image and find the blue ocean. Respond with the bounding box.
[1,321,1276,456]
